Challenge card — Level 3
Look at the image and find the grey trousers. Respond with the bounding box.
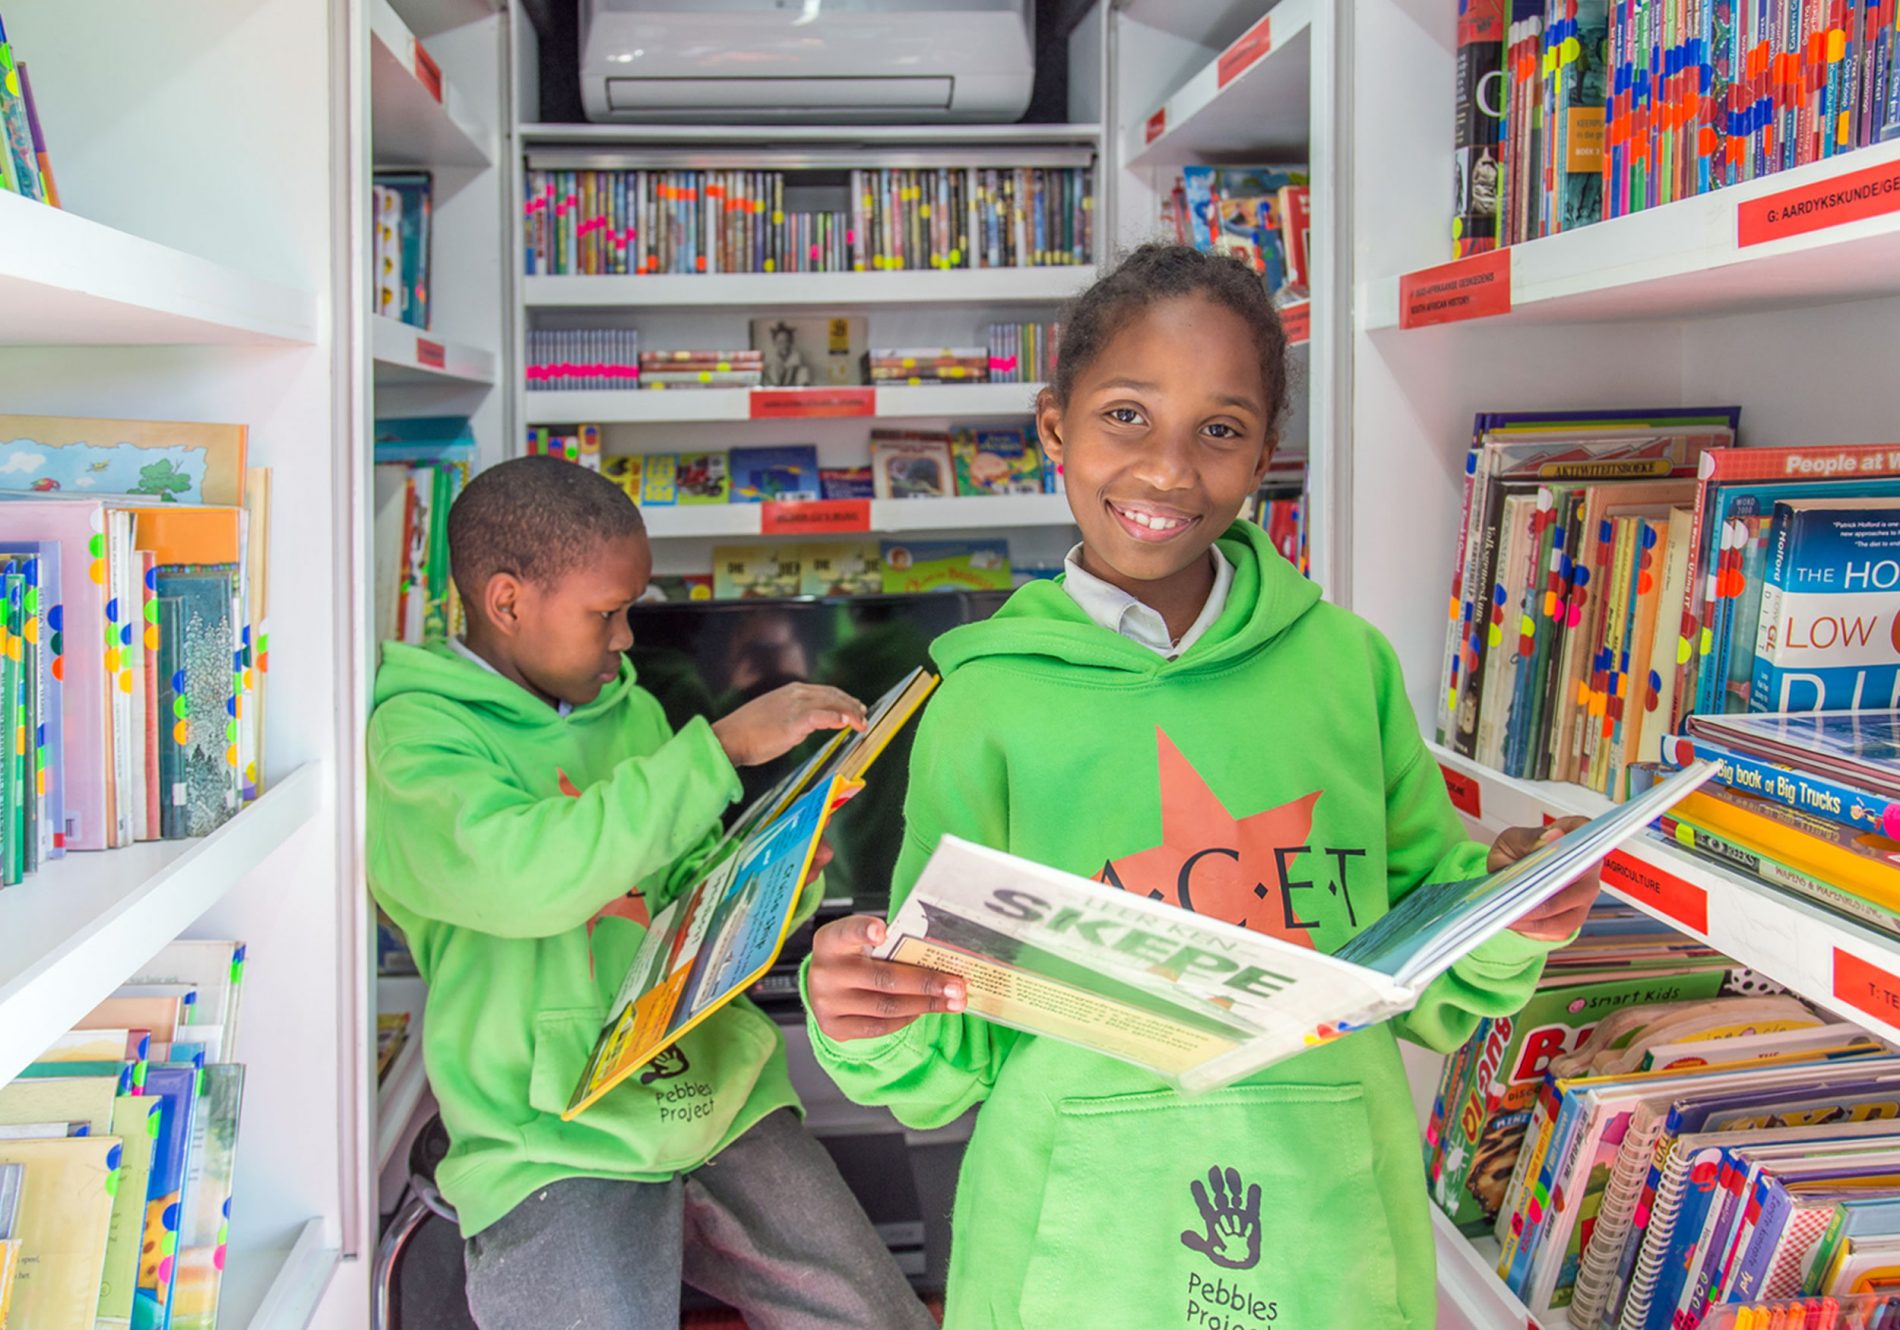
[462,1109,937,1330]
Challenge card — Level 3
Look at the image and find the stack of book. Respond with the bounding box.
[522,165,1095,276]
[638,349,762,391]
[0,16,57,206]
[373,172,431,330]
[706,539,1014,600]
[0,415,270,872]
[984,321,1061,385]
[1452,0,1900,253]
[372,417,473,647]
[1658,710,1900,938]
[865,347,989,385]
[526,328,639,391]
[0,940,248,1330]
[1164,165,1311,299]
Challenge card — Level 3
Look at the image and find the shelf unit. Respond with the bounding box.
[1122,0,1313,168]
[636,494,1078,541]
[372,313,497,387]
[369,0,493,169]
[523,268,1096,311]
[522,381,1045,425]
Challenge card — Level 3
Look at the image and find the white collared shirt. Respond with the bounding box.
[1061,544,1234,660]
[449,635,573,716]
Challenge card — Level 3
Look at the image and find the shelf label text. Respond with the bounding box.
[1280,300,1311,345]
[415,337,446,370]
[1145,107,1167,145]
[762,500,872,536]
[1738,155,1900,246]
[1602,849,1709,933]
[750,388,875,419]
[1835,948,1900,1023]
[1218,16,1274,88]
[1399,249,1512,328]
[412,41,443,104]
[1438,763,1483,819]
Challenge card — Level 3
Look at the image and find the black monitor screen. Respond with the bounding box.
[626,591,1010,918]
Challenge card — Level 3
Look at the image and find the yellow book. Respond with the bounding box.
[0,1076,119,1136]
[1674,788,1900,905]
[0,1136,121,1329]
[96,1097,163,1330]
[0,1239,23,1329]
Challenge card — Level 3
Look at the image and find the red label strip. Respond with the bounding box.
[1737,154,1900,246]
[761,499,872,536]
[1280,301,1311,345]
[1398,249,1513,329]
[1218,15,1274,88]
[1439,763,1483,819]
[412,41,444,104]
[750,388,875,419]
[415,337,446,370]
[1145,107,1168,145]
[1602,848,1710,934]
[1834,948,1900,1025]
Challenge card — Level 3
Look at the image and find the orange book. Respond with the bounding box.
[1674,788,1900,906]
[129,505,243,566]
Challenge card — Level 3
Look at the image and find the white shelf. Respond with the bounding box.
[220,1216,341,1330]
[524,268,1095,310]
[1429,743,1900,1050]
[519,122,1103,147]
[372,315,496,387]
[0,764,325,1083]
[376,976,430,1172]
[389,0,499,39]
[1124,0,1313,169]
[523,382,1044,425]
[1433,1208,1564,1330]
[1361,138,1900,330]
[642,494,1075,540]
[370,0,492,169]
[0,189,316,346]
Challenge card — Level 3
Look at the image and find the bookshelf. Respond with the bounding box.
[372,313,498,387]
[523,381,1046,425]
[523,268,1098,311]
[1121,0,1314,168]
[369,0,494,170]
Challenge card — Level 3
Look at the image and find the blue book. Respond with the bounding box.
[134,1064,201,1330]
[730,445,820,503]
[0,542,63,860]
[1750,497,1900,714]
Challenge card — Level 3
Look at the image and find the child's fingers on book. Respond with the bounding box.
[812,913,886,957]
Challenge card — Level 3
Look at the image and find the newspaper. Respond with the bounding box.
[878,760,1718,1094]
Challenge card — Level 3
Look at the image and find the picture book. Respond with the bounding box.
[129,941,247,1061]
[134,1064,200,1330]
[799,543,882,597]
[879,539,1011,594]
[641,453,678,507]
[0,1075,120,1135]
[870,433,954,500]
[1693,709,1900,803]
[819,466,874,500]
[950,426,1042,496]
[1751,498,1900,714]
[1664,723,1896,837]
[879,761,1716,1094]
[167,1064,242,1330]
[565,670,936,1119]
[751,316,867,388]
[153,566,240,838]
[97,1095,163,1330]
[0,414,247,507]
[730,446,821,503]
[0,1135,122,1328]
[0,1238,17,1330]
[601,454,642,504]
[675,451,730,505]
[711,546,801,600]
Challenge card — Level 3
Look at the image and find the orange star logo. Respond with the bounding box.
[1100,729,1329,949]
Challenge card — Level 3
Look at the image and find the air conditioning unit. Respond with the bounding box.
[580,0,1035,124]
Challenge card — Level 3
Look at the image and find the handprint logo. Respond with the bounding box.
[639,1047,691,1085]
[1180,1165,1262,1271]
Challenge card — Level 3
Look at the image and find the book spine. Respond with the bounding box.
[1663,814,1900,933]
[1664,730,1893,833]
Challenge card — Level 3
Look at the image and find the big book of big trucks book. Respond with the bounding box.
[877,759,1721,1095]
[564,668,939,1119]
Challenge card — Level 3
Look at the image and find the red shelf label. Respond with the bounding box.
[1145,107,1168,145]
[1439,763,1483,819]
[1280,301,1311,345]
[749,388,875,419]
[1398,249,1513,329]
[411,41,444,104]
[1602,849,1709,934]
[761,499,872,536]
[1737,154,1900,246]
[415,337,446,370]
[1218,15,1274,88]
[1834,949,1900,1024]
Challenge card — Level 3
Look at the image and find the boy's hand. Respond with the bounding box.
[802,837,834,890]
[712,683,867,768]
[807,915,966,1042]
[1492,815,1602,941]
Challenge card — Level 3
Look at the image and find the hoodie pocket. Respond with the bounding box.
[1016,1082,1406,1330]
[523,1006,776,1174]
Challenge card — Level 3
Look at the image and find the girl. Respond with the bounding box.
[803,244,1599,1328]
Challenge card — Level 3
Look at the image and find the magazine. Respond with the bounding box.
[564,668,938,1119]
[876,759,1719,1094]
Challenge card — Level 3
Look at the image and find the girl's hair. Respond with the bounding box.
[1051,243,1291,430]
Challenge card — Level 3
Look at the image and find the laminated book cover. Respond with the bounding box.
[168,1064,243,1330]
[799,543,882,597]
[0,1074,120,1135]
[0,416,246,507]
[1751,497,1900,715]
[641,453,678,507]
[133,1065,200,1330]
[951,426,1042,496]
[152,566,240,838]
[880,540,1011,594]
[870,435,954,500]
[675,452,730,505]
[0,540,60,861]
[0,1135,122,1330]
[96,1095,163,1330]
[130,941,247,1063]
[712,546,801,600]
[731,446,821,503]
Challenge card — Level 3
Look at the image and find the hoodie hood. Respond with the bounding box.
[932,520,1321,678]
[373,639,639,727]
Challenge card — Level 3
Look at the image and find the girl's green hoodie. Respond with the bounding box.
[806,522,1557,1329]
[367,643,804,1238]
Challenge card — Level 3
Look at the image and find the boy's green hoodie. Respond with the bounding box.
[806,522,1558,1329]
[368,642,805,1238]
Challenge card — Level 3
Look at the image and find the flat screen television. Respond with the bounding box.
[626,591,1010,993]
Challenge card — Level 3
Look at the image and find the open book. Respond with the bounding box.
[875,759,1720,1095]
[564,668,938,1120]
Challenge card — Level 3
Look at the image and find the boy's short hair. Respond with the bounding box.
[447,456,645,605]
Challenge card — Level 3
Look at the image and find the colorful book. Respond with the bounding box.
[167,1065,242,1330]
[730,446,820,503]
[97,1095,164,1330]
[711,546,801,600]
[674,451,730,505]
[0,1135,122,1330]
[0,415,247,507]
[950,426,1042,497]
[132,1065,200,1330]
[879,539,1012,594]
[870,433,955,501]
[798,543,882,597]
[1751,496,1900,713]
[128,942,247,1062]
[152,566,240,839]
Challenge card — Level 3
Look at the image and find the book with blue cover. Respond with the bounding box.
[1751,497,1900,714]
[730,446,820,503]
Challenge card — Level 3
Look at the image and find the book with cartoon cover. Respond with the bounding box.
[565,669,938,1119]
[877,761,1718,1096]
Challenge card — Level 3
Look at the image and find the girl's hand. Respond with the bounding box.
[807,915,966,1042]
[711,683,867,767]
[1491,815,1602,941]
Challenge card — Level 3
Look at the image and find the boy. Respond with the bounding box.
[368,457,935,1329]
